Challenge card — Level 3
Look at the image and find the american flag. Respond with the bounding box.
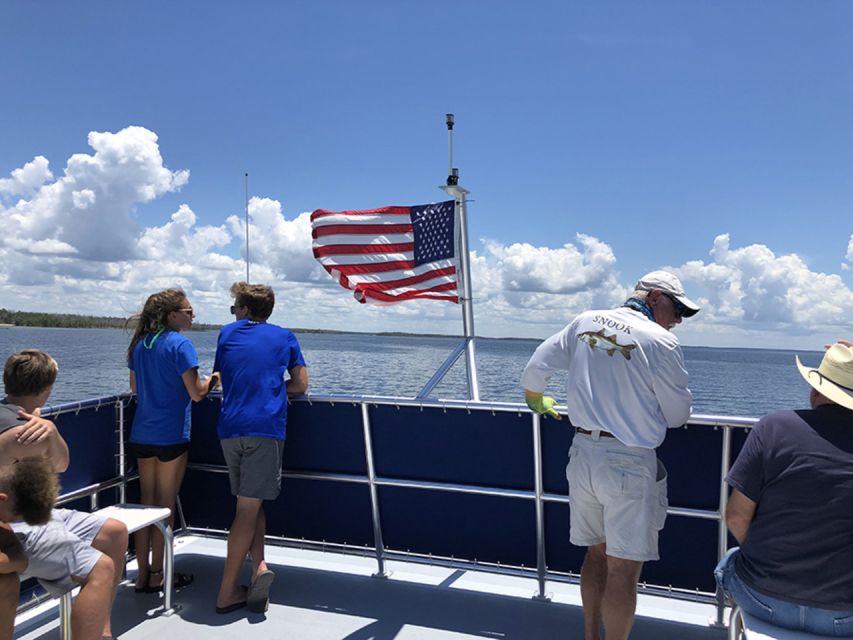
[310,200,459,304]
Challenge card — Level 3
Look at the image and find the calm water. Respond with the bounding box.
[0,327,823,418]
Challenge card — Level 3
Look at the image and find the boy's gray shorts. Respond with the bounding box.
[12,508,107,597]
[221,436,285,501]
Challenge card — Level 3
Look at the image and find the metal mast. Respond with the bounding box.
[441,114,480,401]
[245,172,250,282]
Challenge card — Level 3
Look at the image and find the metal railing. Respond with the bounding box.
[30,392,755,626]
[188,392,756,623]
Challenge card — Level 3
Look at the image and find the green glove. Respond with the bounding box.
[526,394,561,419]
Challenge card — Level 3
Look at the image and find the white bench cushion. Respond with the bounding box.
[94,504,171,534]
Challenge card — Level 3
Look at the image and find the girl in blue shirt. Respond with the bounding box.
[127,288,217,593]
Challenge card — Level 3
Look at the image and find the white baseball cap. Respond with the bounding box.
[634,270,700,318]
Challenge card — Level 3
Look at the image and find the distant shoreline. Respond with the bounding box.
[0,314,822,353]
[0,309,220,332]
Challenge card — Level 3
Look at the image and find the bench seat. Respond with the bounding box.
[55,504,174,640]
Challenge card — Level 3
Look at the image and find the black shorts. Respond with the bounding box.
[128,441,189,463]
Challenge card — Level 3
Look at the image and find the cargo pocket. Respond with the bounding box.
[566,444,577,493]
[605,450,648,498]
[655,459,668,530]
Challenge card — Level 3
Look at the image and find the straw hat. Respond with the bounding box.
[796,343,853,410]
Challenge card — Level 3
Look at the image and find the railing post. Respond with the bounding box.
[118,398,127,504]
[59,592,73,640]
[361,403,390,578]
[531,412,550,601]
[713,425,734,627]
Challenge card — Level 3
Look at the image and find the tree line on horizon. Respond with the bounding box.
[0,308,220,331]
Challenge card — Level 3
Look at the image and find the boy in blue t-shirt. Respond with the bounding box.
[213,282,307,615]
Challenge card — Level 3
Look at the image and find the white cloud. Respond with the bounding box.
[1,127,851,351]
[844,234,853,271]
[0,156,53,196]
[72,189,96,209]
[0,126,189,262]
[138,204,230,262]
[483,233,617,294]
[225,197,324,283]
[676,233,853,334]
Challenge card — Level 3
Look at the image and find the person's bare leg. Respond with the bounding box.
[216,496,263,609]
[70,554,115,640]
[580,544,608,640]
[134,456,157,590]
[249,507,268,582]
[0,572,19,640]
[601,556,643,640]
[91,518,128,638]
[148,453,188,588]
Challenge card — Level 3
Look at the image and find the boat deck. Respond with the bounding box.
[15,535,727,640]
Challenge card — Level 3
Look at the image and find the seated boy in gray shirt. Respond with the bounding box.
[0,350,128,640]
[0,456,58,640]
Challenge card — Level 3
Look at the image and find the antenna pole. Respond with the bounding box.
[441,113,479,401]
[446,114,458,186]
[245,172,250,282]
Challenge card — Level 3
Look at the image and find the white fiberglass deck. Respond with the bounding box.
[15,535,726,640]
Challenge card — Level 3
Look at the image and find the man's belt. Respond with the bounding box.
[575,427,616,438]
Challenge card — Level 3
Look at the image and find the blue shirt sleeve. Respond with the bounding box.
[726,419,766,502]
[213,329,224,373]
[174,336,199,376]
[288,333,306,369]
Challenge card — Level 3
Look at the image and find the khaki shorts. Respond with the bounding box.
[12,508,107,597]
[221,436,285,501]
[566,432,668,562]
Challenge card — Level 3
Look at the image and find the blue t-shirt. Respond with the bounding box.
[129,330,198,445]
[727,404,853,609]
[213,319,306,440]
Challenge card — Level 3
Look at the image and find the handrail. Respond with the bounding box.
[39,393,131,418]
[42,391,754,624]
[290,392,762,427]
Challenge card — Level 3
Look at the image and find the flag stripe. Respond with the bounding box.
[311,213,413,228]
[312,223,413,238]
[315,252,414,267]
[310,206,411,222]
[313,242,414,257]
[352,266,457,292]
[359,282,459,303]
[312,232,413,246]
[326,260,416,275]
[343,260,456,284]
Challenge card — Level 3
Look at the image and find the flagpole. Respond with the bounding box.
[441,114,480,401]
[244,172,251,282]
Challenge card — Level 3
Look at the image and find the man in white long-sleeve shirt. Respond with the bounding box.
[521,270,699,640]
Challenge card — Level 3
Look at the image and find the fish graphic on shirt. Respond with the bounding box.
[577,329,637,360]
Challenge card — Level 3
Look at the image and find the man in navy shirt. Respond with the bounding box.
[716,341,853,637]
[213,283,308,615]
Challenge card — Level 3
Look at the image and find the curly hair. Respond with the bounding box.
[230,282,275,320]
[0,456,59,525]
[126,289,188,363]
[3,350,58,397]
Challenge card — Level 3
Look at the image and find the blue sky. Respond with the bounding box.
[1,1,852,349]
